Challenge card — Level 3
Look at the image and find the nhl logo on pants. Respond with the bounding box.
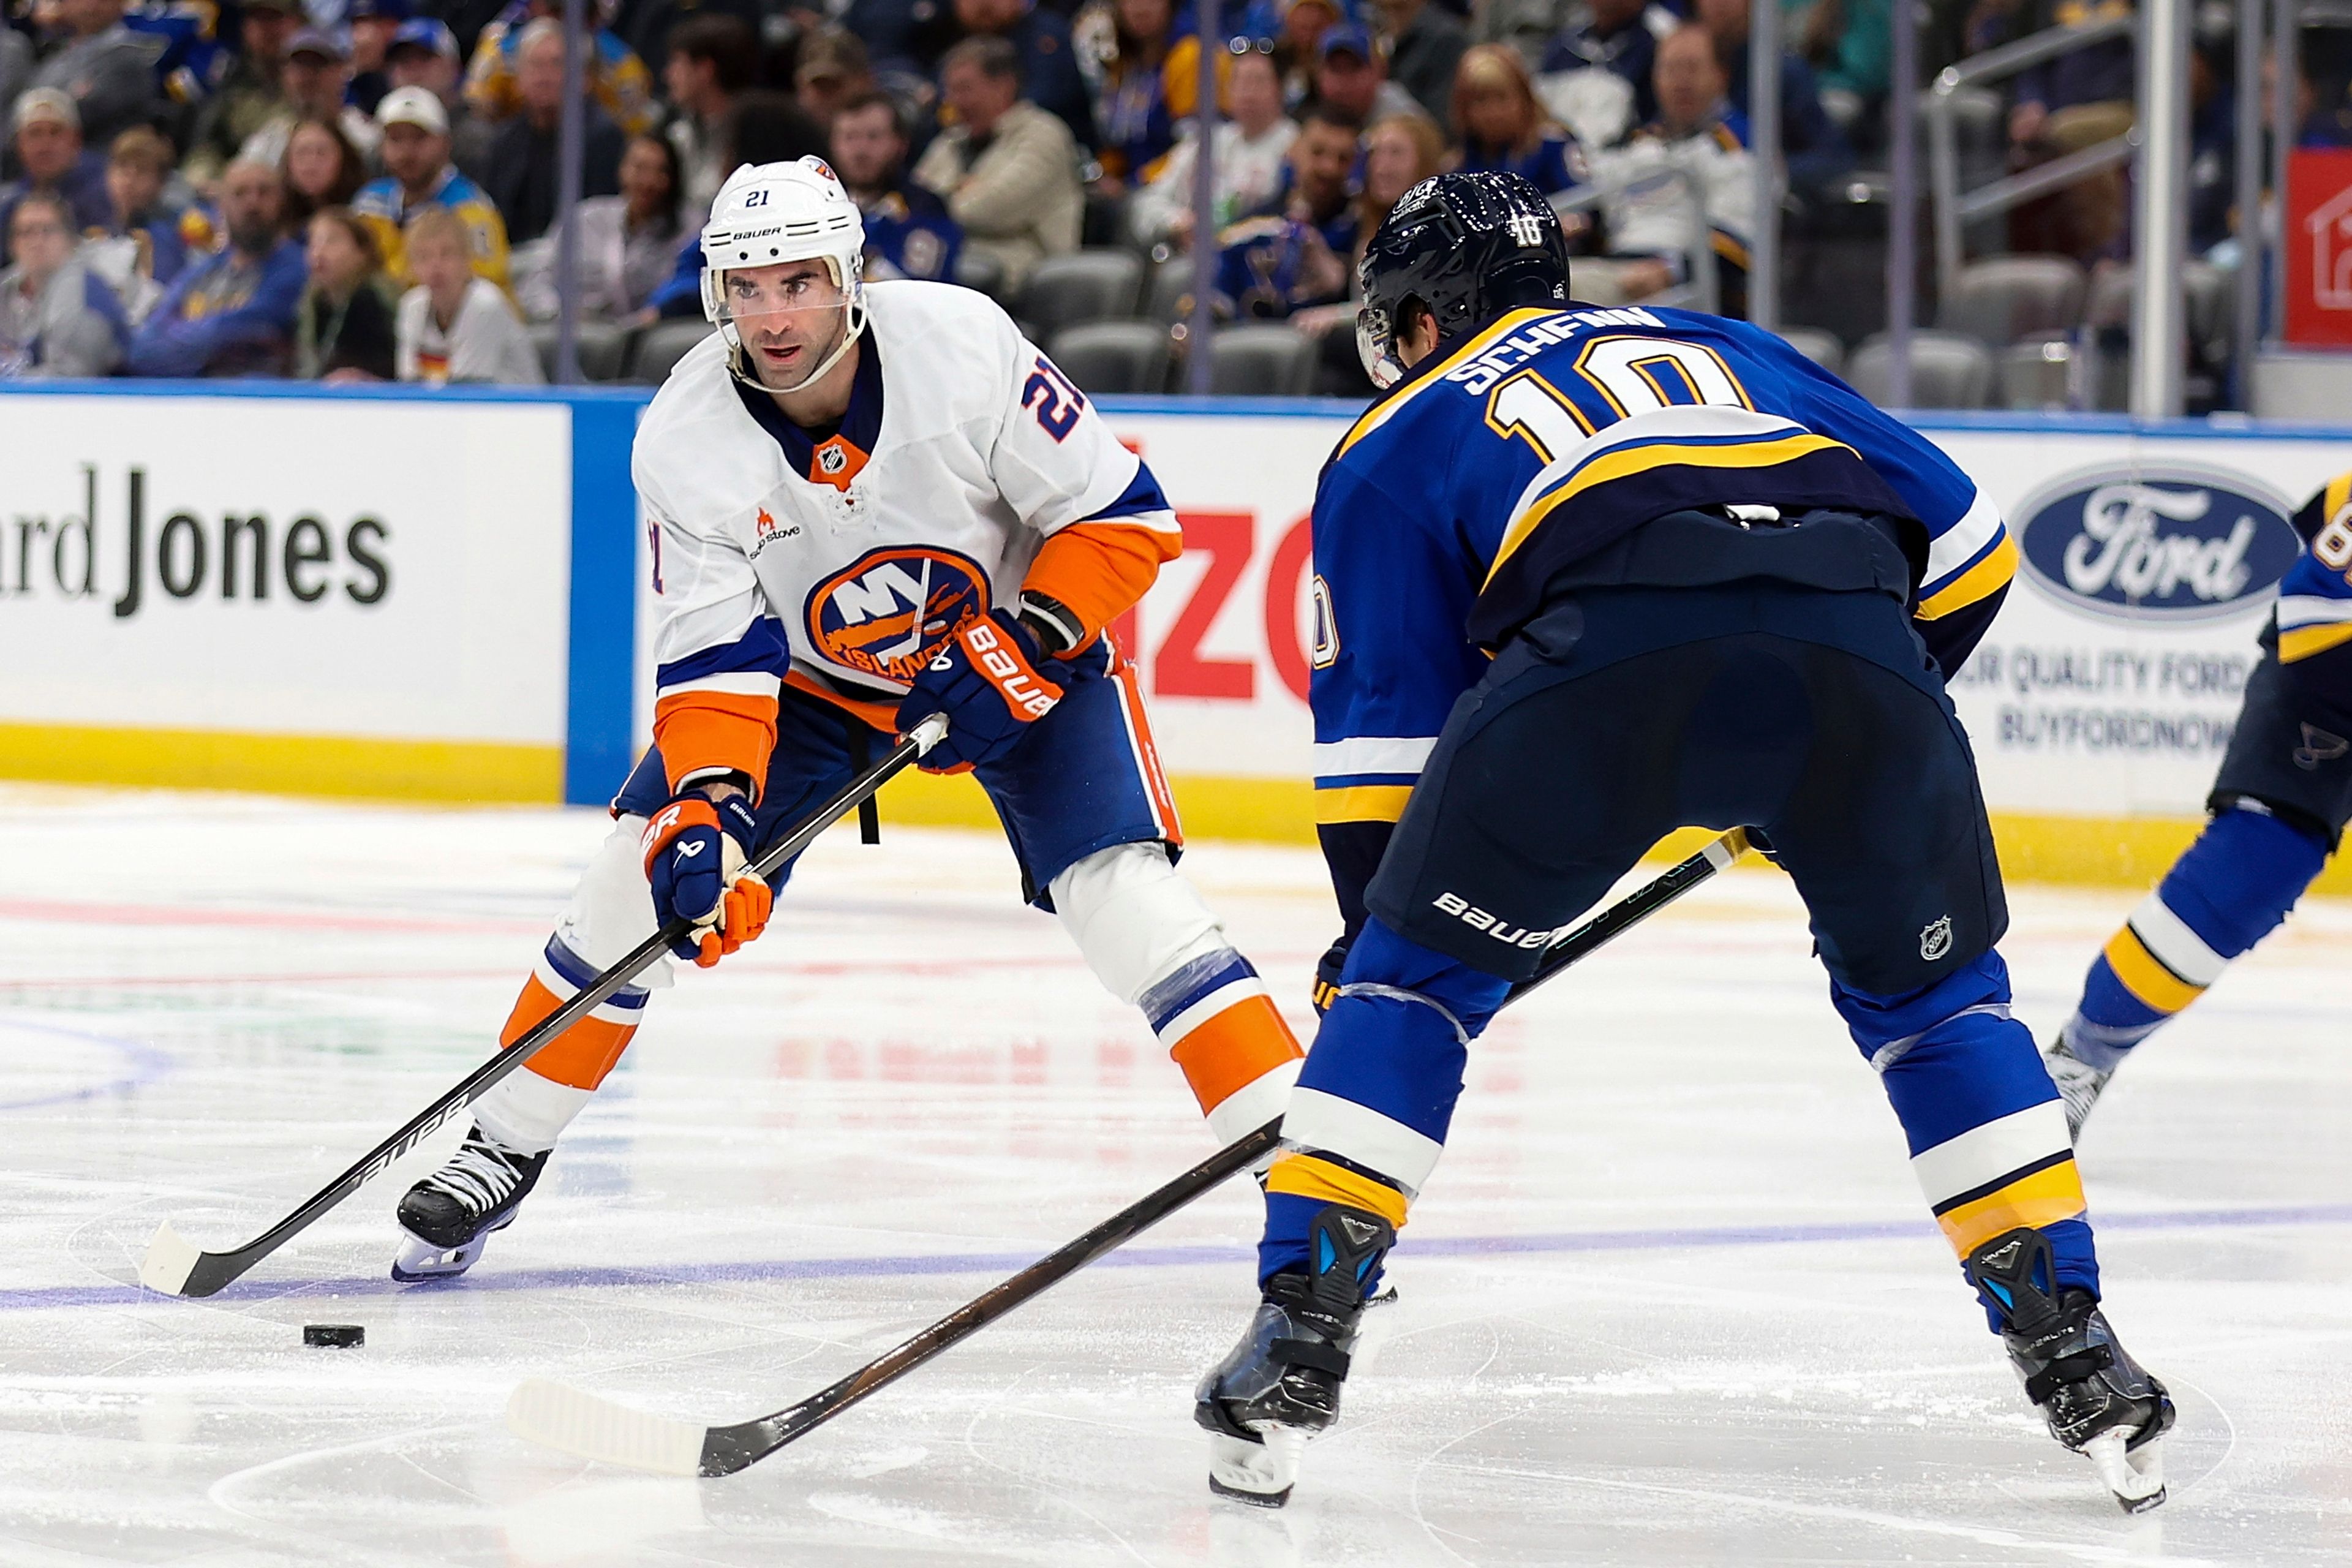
[1919,915,1954,962]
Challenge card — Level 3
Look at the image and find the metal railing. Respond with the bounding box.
[1926,13,2137,293]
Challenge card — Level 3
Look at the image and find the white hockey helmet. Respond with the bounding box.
[700,156,868,390]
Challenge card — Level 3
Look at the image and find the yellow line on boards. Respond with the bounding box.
[0,722,564,804]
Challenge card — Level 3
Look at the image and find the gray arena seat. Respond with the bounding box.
[953,246,1008,301]
[1847,330,1996,409]
[1049,320,1173,394]
[1207,325,1319,396]
[1936,255,2087,346]
[529,319,631,383]
[1015,249,1145,344]
[627,318,718,384]
[1779,326,1845,377]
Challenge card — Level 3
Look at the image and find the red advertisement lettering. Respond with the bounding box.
[1155,510,1255,699]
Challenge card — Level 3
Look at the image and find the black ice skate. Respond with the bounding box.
[2042,1035,2114,1140]
[391,1123,548,1282]
[1966,1226,2174,1513]
[1195,1204,1393,1507]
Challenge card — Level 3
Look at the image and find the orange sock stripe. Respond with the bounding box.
[1166,993,1302,1114]
[1114,657,1183,846]
[1265,1152,1411,1229]
[500,974,637,1091]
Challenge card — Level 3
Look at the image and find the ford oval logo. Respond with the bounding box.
[2015,467,2301,621]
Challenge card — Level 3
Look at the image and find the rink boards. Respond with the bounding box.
[0,381,2345,890]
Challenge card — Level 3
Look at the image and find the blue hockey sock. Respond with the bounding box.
[2065,804,2328,1067]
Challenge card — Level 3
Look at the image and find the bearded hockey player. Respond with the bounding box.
[2045,471,2352,1133]
[1193,172,2171,1513]
[391,158,1303,1280]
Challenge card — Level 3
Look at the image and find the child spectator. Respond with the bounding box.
[1450,44,1589,199]
[184,0,305,190]
[396,205,544,383]
[466,0,655,137]
[0,190,128,377]
[484,19,626,245]
[829,92,963,283]
[82,126,187,326]
[514,132,686,317]
[297,206,399,380]
[1091,0,1194,192]
[913,36,1084,290]
[1373,0,1469,126]
[27,0,160,149]
[1591,25,1757,314]
[386,19,496,181]
[127,159,307,376]
[281,117,369,231]
[662,12,756,221]
[355,86,512,289]
[1131,39,1297,249]
[1,91,111,259]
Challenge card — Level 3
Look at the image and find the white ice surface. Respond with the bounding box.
[1,784,2348,1566]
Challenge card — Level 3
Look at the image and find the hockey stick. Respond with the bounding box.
[504,826,1752,1477]
[136,715,949,1300]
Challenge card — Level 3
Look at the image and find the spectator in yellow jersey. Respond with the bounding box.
[352,86,511,290]
[464,0,655,137]
[394,205,541,384]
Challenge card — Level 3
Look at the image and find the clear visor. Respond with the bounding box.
[704,254,865,393]
[1356,303,1404,391]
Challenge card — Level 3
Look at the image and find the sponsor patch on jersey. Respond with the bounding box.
[806,546,990,684]
[2014,466,2299,622]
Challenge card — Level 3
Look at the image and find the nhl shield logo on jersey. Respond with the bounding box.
[807,546,991,683]
[807,434,869,493]
[1919,914,1954,962]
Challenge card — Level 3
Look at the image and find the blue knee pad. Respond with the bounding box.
[1259,919,1510,1284]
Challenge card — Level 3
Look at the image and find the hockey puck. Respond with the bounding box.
[303,1324,364,1348]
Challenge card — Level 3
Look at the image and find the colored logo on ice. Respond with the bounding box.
[2015,466,2299,622]
[806,546,990,683]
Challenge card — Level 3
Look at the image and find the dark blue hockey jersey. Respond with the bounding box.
[1309,303,2014,835]
[2279,471,2352,692]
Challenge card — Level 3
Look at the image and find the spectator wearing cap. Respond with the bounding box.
[1233,0,1348,108]
[281,116,369,229]
[1131,40,1296,249]
[28,0,161,149]
[1534,0,1677,148]
[184,0,306,189]
[0,190,128,377]
[296,205,398,379]
[794,28,876,135]
[354,85,512,288]
[912,34,1082,290]
[81,125,187,324]
[1310,24,1428,126]
[1449,45,1589,202]
[516,130,685,318]
[911,0,1098,151]
[395,204,541,383]
[661,12,754,222]
[1692,0,1850,195]
[347,0,410,115]
[1371,0,1467,126]
[241,29,383,170]
[483,18,625,244]
[830,89,961,283]
[1,91,111,262]
[465,0,655,138]
[385,18,495,181]
[127,158,307,375]
[1591,24,1757,314]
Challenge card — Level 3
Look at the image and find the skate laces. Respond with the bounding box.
[423,1134,529,1215]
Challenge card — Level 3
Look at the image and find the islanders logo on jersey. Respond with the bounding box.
[807,546,992,682]
[2015,466,2299,622]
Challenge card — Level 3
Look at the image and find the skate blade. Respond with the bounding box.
[137,1222,202,1296]
[390,1232,489,1282]
[506,1378,706,1477]
[1207,1427,1306,1507]
[2083,1427,2166,1513]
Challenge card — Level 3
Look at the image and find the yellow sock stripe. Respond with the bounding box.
[1264,1153,1411,1230]
[2101,924,2204,1015]
[1934,1158,2087,1258]
[1314,785,1414,824]
[2279,621,2352,663]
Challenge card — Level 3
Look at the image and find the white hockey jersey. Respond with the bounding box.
[632,279,1180,792]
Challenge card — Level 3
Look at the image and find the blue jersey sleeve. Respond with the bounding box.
[2279,473,2352,698]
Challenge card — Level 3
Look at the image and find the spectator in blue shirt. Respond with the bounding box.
[1,91,113,264]
[1695,0,1851,194]
[128,159,309,377]
[831,90,964,283]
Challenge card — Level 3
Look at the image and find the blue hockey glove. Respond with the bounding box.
[640,792,771,967]
[895,609,1065,773]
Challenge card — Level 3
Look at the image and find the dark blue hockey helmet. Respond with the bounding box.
[1355,170,1572,389]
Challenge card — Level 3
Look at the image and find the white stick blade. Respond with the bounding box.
[137,1222,202,1296]
[505,1378,707,1477]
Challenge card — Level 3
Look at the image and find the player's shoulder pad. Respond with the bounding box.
[632,331,764,506]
